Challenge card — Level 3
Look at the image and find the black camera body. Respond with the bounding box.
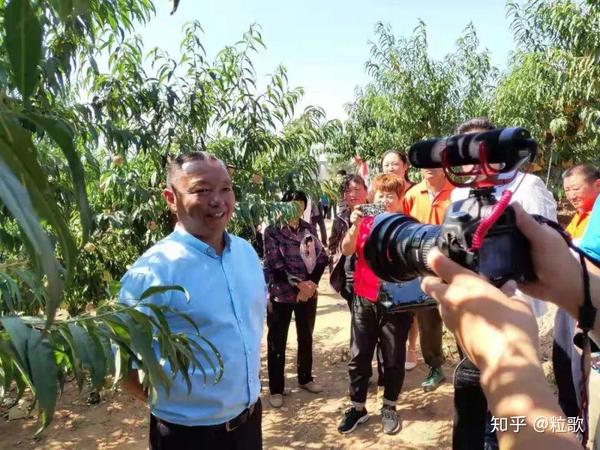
[364,127,538,288]
[437,188,534,285]
[365,189,535,287]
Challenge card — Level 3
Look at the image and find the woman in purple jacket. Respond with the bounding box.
[263,190,329,409]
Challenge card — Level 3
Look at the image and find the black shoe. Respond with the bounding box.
[338,407,369,434]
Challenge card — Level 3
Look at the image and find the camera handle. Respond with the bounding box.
[469,189,512,251]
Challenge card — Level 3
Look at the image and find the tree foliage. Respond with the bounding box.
[329,21,497,165]
[331,2,600,191]
[0,0,333,431]
[494,0,600,188]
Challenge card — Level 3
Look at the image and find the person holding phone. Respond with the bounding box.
[381,149,419,371]
[337,174,413,436]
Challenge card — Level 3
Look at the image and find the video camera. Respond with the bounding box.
[365,127,538,287]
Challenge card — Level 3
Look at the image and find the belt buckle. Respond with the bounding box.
[225,402,255,432]
[225,419,240,432]
[225,409,248,432]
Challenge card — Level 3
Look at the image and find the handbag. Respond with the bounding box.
[377,277,437,313]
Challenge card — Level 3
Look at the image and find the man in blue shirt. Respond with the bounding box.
[581,195,600,264]
[119,152,267,449]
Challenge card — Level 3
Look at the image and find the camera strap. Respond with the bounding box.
[575,248,596,447]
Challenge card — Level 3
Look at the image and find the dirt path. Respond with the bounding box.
[0,267,462,450]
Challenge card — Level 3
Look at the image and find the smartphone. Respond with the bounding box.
[378,278,437,313]
[357,202,385,216]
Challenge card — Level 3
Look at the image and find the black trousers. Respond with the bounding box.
[267,297,317,394]
[553,338,580,417]
[348,295,413,403]
[453,357,499,450]
[149,400,262,450]
[340,289,385,385]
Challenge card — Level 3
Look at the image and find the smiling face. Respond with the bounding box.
[163,158,235,243]
[343,180,368,208]
[382,152,408,179]
[563,172,600,214]
[374,190,403,213]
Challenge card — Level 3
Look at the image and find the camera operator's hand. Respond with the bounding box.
[349,207,364,226]
[513,203,598,320]
[422,248,540,383]
[422,248,580,450]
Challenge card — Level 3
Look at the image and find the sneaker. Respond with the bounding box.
[381,405,401,435]
[405,349,417,371]
[338,407,369,434]
[268,393,284,408]
[421,367,445,392]
[299,380,323,394]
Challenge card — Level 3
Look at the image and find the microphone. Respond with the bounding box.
[408,127,536,172]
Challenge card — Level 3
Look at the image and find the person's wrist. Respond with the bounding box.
[479,330,541,397]
[483,363,548,417]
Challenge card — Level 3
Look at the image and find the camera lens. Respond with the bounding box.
[364,213,440,282]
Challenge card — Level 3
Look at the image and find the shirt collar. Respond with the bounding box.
[575,209,591,221]
[172,224,232,257]
[417,179,453,195]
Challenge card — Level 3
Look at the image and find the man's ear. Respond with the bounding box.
[163,188,177,214]
[593,178,600,193]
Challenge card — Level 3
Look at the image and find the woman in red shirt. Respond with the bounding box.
[381,150,418,370]
[337,174,414,436]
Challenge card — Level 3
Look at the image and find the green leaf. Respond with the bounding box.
[0,316,31,375]
[107,280,122,298]
[0,340,17,398]
[170,0,180,15]
[25,113,94,241]
[67,323,107,389]
[4,0,43,101]
[55,0,74,21]
[0,157,63,325]
[26,329,58,434]
[0,317,57,433]
[140,285,189,302]
[121,312,169,402]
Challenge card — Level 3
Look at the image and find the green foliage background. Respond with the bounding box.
[330,0,600,194]
[0,0,599,431]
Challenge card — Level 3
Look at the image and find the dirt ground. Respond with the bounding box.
[0,270,461,450]
[0,218,561,450]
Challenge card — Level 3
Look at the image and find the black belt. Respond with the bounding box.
[223,401,258,432]
[152,400,259,433]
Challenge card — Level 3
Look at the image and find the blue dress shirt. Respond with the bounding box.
[119,226,267,426]
[581,195,600,262]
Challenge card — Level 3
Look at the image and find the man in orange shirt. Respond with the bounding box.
[563,164,600,239]
[404,168,454,391]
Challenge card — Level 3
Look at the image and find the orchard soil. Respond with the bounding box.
[0,219,558,450]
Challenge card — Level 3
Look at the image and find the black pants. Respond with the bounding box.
[416,306,445,369]
[267,297,317,394]
[340,289,385,385]
[348,295,413,403]
[553,339,580,418]
[149,400,262,450]
[453,357,499,450]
